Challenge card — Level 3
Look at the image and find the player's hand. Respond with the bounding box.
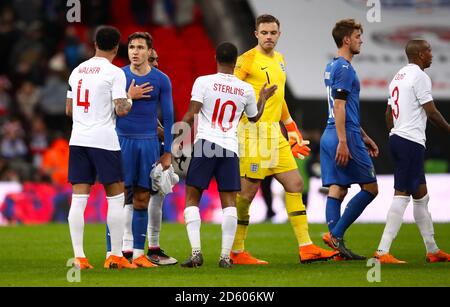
[335,141,352,166]
[128,79,154,99]
[259,83,277,101]
[291,140,311,159]
[158,152,172,170]
[363,136,379,157]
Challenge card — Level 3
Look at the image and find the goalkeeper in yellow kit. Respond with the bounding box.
[231,14,337,264]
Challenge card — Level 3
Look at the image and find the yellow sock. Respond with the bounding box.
[232,194,251,252]
[285,192,312,246]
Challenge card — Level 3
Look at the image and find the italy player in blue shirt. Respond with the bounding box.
[106,32,174,268]
[320,19,379,260]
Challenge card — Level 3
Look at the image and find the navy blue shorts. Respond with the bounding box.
[320,127,377,187]
[68,146,123,185]
[186,139,240,192]
[120,137,160,190]
[389,134,426,194]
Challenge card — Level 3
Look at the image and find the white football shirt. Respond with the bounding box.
[388,63,433,147]
[191,73,258,155]
[67,57,127,151]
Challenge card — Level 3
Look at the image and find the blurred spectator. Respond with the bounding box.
[40,137,69,185]
[29,116,48,169]
[131,0,152,25]
[153,0,195,27]
[0,117,27,160]
[39,53,69,129]
[0,75,12,120]
[63,26,90,71]
[9,20,46,85]
[0,6,21,75]
[16,80,41,121]
[82,0,111,26]
[12,0,43,25]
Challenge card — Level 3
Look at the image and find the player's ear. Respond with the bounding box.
[254,30,258,39]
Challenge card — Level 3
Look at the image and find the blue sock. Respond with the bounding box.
[326,197,343,232]
[106,225,111,252]
[332,190,376,238]
[132,208,148,250]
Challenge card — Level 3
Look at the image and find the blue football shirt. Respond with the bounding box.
[324,57,361,132]
[116,65,174,153]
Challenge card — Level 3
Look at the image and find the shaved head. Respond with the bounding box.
[405,39,428,61]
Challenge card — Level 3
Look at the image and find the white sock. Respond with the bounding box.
[413,194,439,253]
[68,194,89,258]
[122,204,134,252]
[133,249,144,259]
[377,196,410,254]
[221,207,237,259]
[184,206,201,254]
[148,193,164,248]
[106,193,125,257]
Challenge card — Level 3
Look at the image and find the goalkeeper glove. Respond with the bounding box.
[284,121,311,159]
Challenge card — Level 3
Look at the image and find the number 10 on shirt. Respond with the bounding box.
[211,98,237,132]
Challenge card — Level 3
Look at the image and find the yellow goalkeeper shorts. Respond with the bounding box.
[239,135,298,180]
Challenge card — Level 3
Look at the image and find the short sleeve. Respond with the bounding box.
[67,71,74,99]
[191,77,205,103]
[244,86,258,118]
[414,72,433,105]
[111,68,127,100]
[332,64,353,94]
[67,91,72,99]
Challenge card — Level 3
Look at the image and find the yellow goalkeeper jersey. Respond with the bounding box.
[234,47,290,139]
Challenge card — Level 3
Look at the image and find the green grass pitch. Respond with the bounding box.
[0,223,448,287]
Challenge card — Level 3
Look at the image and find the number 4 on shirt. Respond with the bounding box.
[77,79,90,113]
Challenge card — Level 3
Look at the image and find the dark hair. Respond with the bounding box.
[332,19,363,48]
[405,39,428,62]
[128,32,153,49]
[256,14,280,30]
[95,26,121,51]
[216,42,238,65]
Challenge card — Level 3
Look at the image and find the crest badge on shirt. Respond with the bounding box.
[250,163,259,173]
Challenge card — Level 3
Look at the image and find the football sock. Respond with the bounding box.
[221,206,237,259]
[413,194,439,254]
[285,192,312,246]
[106,193,125,257]
[332,189,375,238]
[68,194,89,258]
[377,196,410,254]
[148,192,164,248]
[325,197,342,232]
[122,204,134,252]
[132,208,148,259]
[184,206,201,254]
[232,194,251,252]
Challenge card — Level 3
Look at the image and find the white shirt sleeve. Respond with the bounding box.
[190,77,204,103]
[414,72,433,105]
[111,68,128,100]
[244,87,258,118]
[67,71,73,99]
[67,90,72,99]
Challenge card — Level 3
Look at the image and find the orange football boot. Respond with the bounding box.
[322,232,336,250]
[230,251,268,265]
[426,250,450,263]
[104,255,138,269]
[132,255,159,268]
[73,257,94,269]
[374,252,406,264]
[299,244,339,263]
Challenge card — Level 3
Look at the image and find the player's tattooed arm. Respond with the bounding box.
[114,98,132,117]
[66,98,73,117]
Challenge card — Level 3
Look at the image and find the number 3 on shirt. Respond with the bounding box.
[211,99,237,132]
[77,79,90,113]
[391,86,399,119]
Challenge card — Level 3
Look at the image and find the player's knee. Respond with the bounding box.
[133,192,150,209]
[284,176,303,193]
[363,183,378,197]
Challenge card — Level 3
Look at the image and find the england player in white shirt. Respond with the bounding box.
[66,26,136,270]
[178,42,277,268]
[374,39,450,264]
